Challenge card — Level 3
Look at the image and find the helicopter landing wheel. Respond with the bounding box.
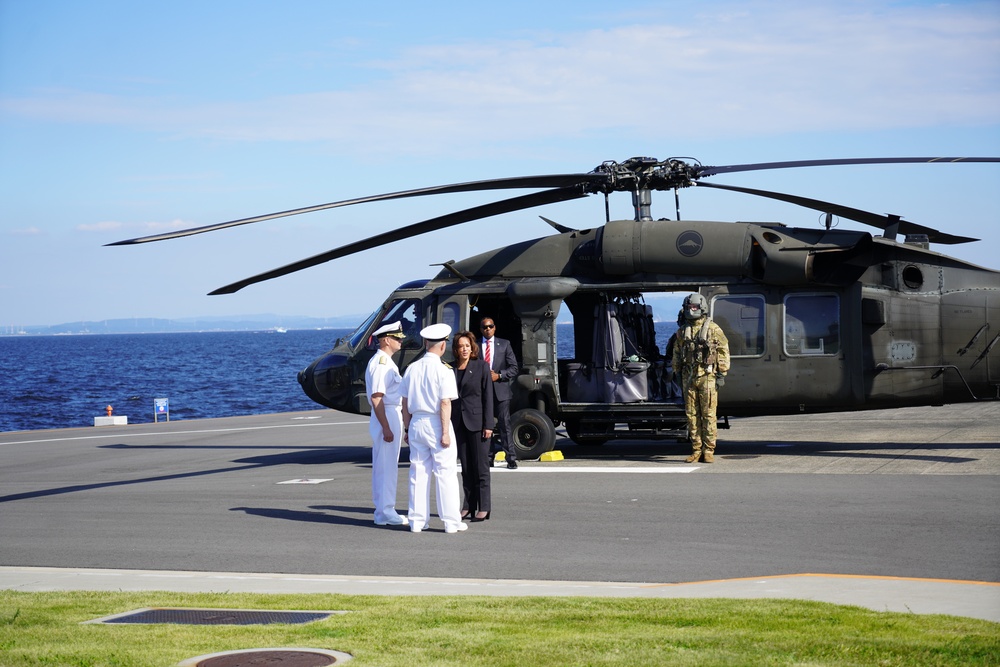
[510,408,556,460]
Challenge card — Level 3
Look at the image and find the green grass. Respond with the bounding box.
[1,591,997,666]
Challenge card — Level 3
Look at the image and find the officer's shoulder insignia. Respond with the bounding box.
[442,361,453,369]
[378,356,387,365]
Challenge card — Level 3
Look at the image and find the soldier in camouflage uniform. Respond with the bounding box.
[671,293,730,463]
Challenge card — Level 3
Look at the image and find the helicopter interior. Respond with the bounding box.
[354,284,852,409]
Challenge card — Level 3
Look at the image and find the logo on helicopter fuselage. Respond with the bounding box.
[676,230,704,257]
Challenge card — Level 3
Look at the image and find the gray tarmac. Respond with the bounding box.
[1,402,998,622]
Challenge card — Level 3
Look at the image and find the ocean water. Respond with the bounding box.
[0,323,678,433]
[0,329,353,433]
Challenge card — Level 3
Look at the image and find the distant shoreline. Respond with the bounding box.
[2,315,364,337]
[0,327,347,338]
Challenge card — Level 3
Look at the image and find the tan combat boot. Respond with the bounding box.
[702,446,715,463]
[685,447,702,464]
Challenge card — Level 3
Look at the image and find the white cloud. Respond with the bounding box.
[8,226,44,236]
[76,220,124,232]
[1,2,997,156]
[76,219,192,233]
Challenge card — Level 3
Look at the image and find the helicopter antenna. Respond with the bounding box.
[435,260,469,281]
[884,214,902,241]
[539,216,576,233]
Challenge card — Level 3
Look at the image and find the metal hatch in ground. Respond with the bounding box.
[84,607,346,625]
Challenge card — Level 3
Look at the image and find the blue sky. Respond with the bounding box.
[2,0,998,327]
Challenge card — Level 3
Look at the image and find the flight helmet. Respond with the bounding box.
[683,293,708,321]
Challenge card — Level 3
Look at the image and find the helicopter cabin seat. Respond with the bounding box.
[562,303,649,403]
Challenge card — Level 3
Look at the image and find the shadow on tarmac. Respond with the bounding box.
[231,505,375,528]
[558,437,987,465]
[0,444,373,504]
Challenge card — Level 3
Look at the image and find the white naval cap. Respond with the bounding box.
[373,321,405,338]
[419,322,452,342]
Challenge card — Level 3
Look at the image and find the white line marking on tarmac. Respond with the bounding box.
[494,466,699,473]
[277,478,334,485]
[0,420,368,446]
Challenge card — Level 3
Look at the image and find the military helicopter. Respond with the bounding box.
[111,156,1000,459]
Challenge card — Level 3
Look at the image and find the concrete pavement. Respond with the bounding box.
[1,402,997,623]
[2,566,997,622]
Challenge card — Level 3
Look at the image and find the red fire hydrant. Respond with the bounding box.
[106,405,113,417]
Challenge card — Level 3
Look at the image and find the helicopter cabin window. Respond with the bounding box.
[441,302,461,335]
[711,295,765,357]
[360,298,422,350]
[783,293,840,356]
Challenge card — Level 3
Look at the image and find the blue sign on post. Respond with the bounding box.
[154,397,169,422]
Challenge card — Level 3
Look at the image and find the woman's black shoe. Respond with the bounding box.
[472,511,490,522]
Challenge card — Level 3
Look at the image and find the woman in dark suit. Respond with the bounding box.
[450,330,494,521]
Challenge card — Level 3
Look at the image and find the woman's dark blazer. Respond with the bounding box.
[452,358,495,433]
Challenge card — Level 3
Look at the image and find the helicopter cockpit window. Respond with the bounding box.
[348,310,381,349]
[352,298,422,350]
[783,293,840,356]
[712,295,765,357]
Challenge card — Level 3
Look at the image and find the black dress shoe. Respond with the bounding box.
[472,511,490,522]
[506,461,518,469]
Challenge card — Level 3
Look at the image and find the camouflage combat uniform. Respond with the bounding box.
[672,314,730,463]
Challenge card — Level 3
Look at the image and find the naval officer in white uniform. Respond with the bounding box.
[401,323,467,534]
[365,321,408,526]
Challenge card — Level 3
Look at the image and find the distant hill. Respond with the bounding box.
[3,314,365,336]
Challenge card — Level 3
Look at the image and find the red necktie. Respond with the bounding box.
[484,340,491,367]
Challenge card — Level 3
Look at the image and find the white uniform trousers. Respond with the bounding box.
[407,413,462,531]
[370,404,404,522]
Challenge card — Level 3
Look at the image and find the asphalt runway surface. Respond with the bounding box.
[1,402,998,620]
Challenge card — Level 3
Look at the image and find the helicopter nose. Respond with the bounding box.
[298,351,355,412]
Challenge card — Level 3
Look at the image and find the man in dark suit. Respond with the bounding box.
[480,316,520,468]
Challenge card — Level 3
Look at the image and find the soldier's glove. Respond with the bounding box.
[715,373,726,388]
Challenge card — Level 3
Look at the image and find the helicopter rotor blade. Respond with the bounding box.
[106,156,998,247]
[106,173,605,246]
[694,156,1000,179]
[695,181,979,244]
[208,185,589,295]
